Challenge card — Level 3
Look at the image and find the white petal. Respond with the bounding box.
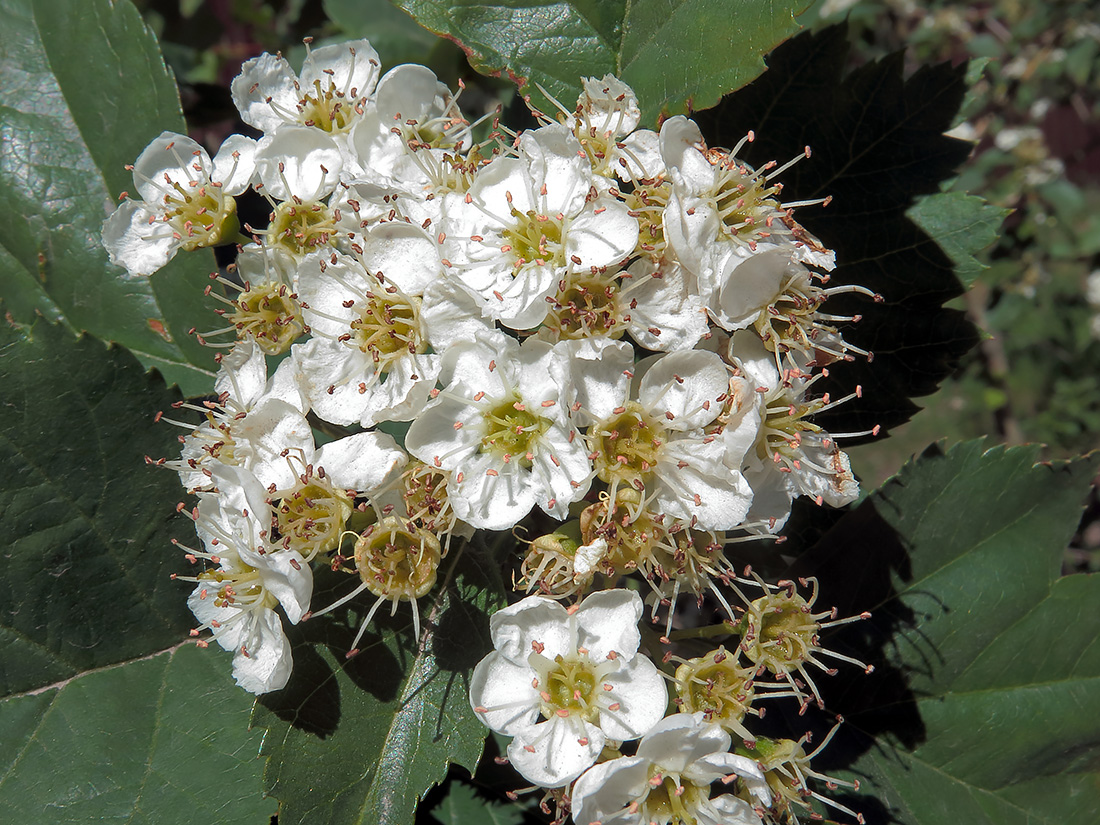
[638,349,727,430]
[215,339,268,408]
[565,198,638,269]
[232,608,293,694]
[468,652,540,735]
[685,753,771,806]
[598,655,668,740]
[299,39,381,100]
[488,595,571,664]
[211,134,257,194]
[133,131,208,203]
[571,756,650,825]
[102,200,176,277]
[359,221,441,294]
[636,712,731,774]
[376,63,446,123]
[231,52,299,133]
[508,715,603,787]
[187,582,245,653]
[255,127,343,200]
[451,452,536,531]
[314,430,407,492]
[259,549,313,623]
[574,589,643,662]
[702,794,764,825]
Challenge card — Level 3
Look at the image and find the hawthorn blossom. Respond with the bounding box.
[571,712,771,825]
[103,131,255,277]
[469,590,667,787]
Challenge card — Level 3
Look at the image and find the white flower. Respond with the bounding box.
[586,349,757,530]
[404,331,592,530]
[292,248,455,427]
[170,339,311,493]
[571,712,771,825]
[231,39,381,142]
[103,132,255,276]
[469,589,667,787]
[441,122,638,328]
[184,464,312,694]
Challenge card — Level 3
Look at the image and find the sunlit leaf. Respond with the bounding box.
[393,0,807,124]
[0,0,217,395]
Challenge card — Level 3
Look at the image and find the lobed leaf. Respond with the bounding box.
[392,0,807,125]
[0,0,217,395]
[790,439,1099,825]
[907,191,1010,289]
[0,318,270,819]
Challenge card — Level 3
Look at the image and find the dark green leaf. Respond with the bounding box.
[0,318,201,695]
[428,777,524,825]
[693,24,980,439]
[324,0,444,67]
[0,318,271,820]
[789,440,1098,825]
[907,192,1009,288]
[0,645,273,824]
[255,550,506,825]
[0,0,217,395]
[392,0,807,125]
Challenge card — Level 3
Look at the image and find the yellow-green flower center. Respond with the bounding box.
[354,517,441,600]
[479,391,551,467]
[277,479,353,562]
[591,402,665,488]
[348,289,424,375]
[547,274,623,339]
[298,79,355,133]
[164,181,238,250]
[531,653,601,721]
[502,209,566,271]
[229,281,305,355]
[269,199,338,256]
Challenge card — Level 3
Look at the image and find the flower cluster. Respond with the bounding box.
[110,39,878,825]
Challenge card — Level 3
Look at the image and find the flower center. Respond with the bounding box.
[479,391,552,467]
[591,402,666,489]
[546,274,623,339]
[675,648,756,726]
[533,654,601,721]
[579,489,665,575]
[354,517,441,600]
[298,79,355,133]
[501,209,566,271]
[348,288,424,375]
[622,181,670,260]
[229,281,305,355]
[163,182,238,251]
[640,770,708,825]
[756,389,826,467]
[743,591,818,672]
[269,199,338,256]
[276,478,353,562]
[711,155,784,246]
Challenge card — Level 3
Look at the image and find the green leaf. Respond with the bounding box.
[392,0,807,125]
[0,318,271,820]
[255,550,506,825]
[0,0,217,395]
[790,440,1099,825]
[693,24,981,439]
[428,778,524,825]
[0,645,273,824]
[908,192,1009,288]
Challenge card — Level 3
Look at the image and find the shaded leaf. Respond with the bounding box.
[789,440,1098,825]
[427,777,524,825]
[0,645,273,824]
[907,192,1009,288]
[693,24,980,439]
[0,318,197,694]
[255,551,505,825]
[393,0,806,125]
[0,318,271,820]
[0,0,217,395]
[324,0,445,67]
